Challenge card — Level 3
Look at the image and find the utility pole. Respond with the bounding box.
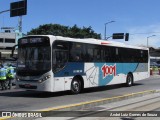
[19,16,22,32]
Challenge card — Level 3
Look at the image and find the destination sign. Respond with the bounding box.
[18,37,49,45]
[30,38,43,43]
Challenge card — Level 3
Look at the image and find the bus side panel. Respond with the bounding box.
[107,63,149,85]
[84,63,99,87]
[132,63,149,81]
[54,77,65,92]
[93,63,148,86]
[92,63,138,86]
[54,62,87,91]
[53,62,149,92]
[133,72,149,82]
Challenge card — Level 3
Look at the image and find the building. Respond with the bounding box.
[0,32,16,59]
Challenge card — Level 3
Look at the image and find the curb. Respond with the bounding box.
[40,90,160,111]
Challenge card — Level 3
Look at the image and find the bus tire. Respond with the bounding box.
[126,73,133,87]
[71,77,82,94]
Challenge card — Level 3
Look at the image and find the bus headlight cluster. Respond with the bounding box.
[38,75,51,83]
[16,76,20,81]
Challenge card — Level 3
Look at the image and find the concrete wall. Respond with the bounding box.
[0,32,16,59]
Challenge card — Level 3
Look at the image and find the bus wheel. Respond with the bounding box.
[126,73,133,87]
[71,78,82,94]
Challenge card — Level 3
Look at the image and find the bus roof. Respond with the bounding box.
[27,35,149,50]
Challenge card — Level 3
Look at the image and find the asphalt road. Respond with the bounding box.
[0,76,160,111]
[37,92,160,120]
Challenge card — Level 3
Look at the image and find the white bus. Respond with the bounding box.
[15,35,149,94]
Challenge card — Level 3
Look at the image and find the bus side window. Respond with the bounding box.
[57,51,68,64]
[93,49,101,62]
[52,50,68,73]
[87,48,94,62]
[69,42,85,62]
[52,41,69,73]
[104,49,109,62]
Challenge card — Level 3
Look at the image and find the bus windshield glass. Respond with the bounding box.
[17,37,51,76]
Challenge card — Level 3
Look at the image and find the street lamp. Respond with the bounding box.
[104,20,115,40]
[0,9,10,14]
[147,35,156,47]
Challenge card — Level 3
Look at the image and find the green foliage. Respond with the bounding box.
[27,24,101,39]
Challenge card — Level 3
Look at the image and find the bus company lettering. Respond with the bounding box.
[101,64,116,78]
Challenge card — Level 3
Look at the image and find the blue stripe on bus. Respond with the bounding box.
[54,62,147,86]
[95,63,138,86]
[54,62,85,77]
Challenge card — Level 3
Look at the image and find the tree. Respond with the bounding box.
[27,24,101,39]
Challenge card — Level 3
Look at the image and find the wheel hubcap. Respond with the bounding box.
[128,76,132,85]
[72,81,79,92]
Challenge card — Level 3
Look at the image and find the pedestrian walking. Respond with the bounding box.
[0,64,7,90]
[6,64,15,89]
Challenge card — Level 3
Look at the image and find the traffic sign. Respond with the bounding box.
[10,0,27,17]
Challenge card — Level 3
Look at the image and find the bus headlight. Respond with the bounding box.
[41,75,51,82]
[38,80,42,83]
[16,76,20,81]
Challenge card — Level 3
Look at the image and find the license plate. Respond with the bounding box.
[25,84,31,87]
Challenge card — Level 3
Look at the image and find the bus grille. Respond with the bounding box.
[19,85,37,89]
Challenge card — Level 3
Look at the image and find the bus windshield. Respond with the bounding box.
[17,46,51,76]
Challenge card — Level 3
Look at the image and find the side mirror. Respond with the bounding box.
[11,45,18,60]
